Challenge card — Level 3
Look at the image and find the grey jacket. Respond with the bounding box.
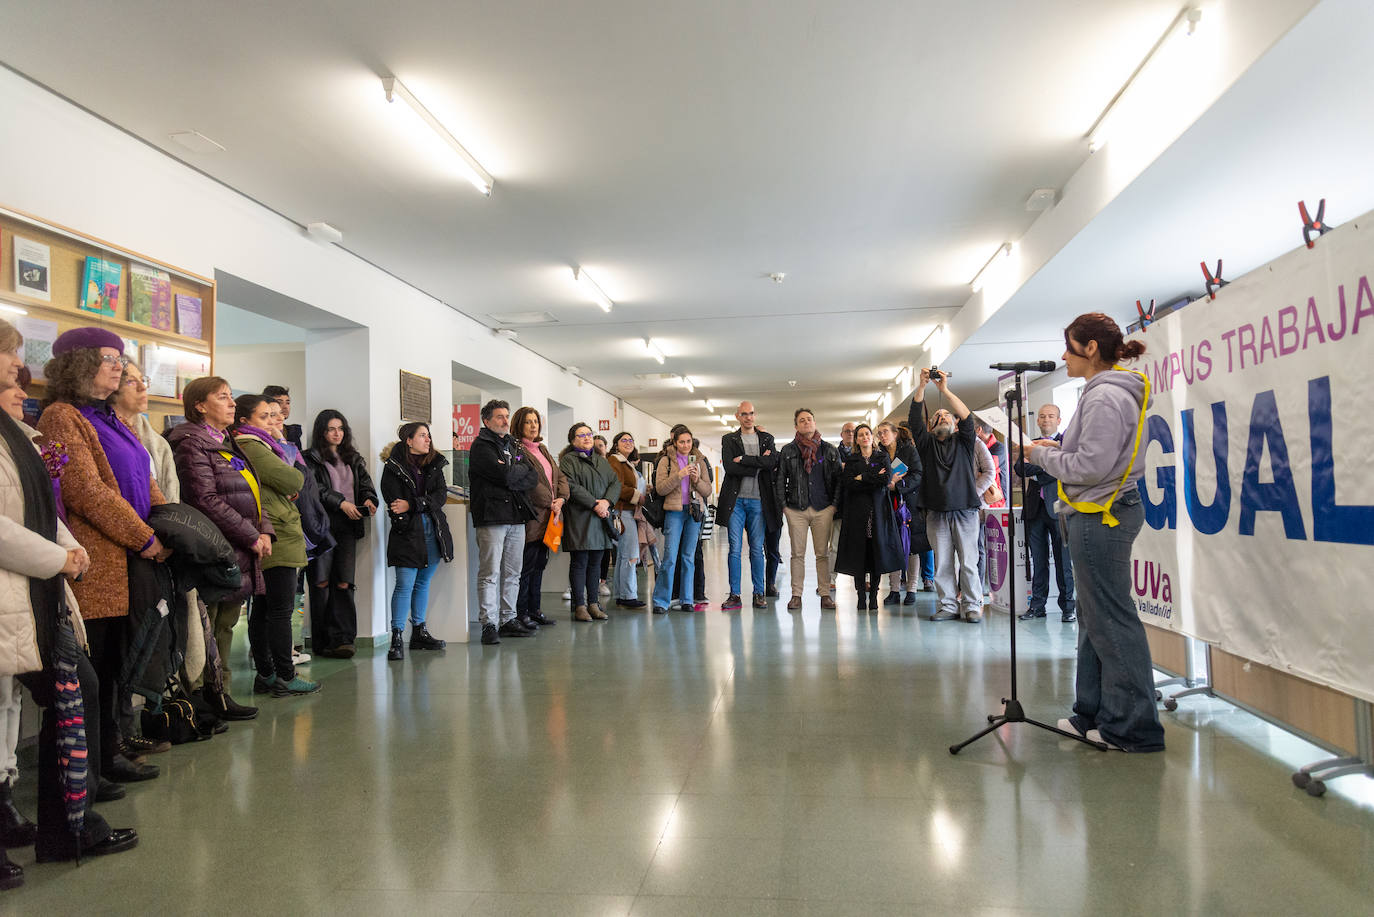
[1033,370,1149,513]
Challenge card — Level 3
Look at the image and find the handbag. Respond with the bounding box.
[601,512,625,541]
[688,501,705,524]
[642,464,666,528]
[543,511,564,552]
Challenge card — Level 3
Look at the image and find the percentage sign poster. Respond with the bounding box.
[452,403,480,449]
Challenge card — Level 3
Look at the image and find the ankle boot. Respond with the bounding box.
[0,848,21,891]
[855,582,867,610]
[572,605,592,622]
[409,622,446,650]
[387,628,405,661]
[205,687,257,721]
[587,603,608,620]
[869,589,879,611]
[0,780,36,848]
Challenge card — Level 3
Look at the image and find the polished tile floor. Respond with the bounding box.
[9,539,1374,915]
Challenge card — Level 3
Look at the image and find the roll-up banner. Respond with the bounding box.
[1130,209,1374,702]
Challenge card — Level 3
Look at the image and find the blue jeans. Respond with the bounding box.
[727,497,766,595]
[1027,509,1075,612]
[1063,495,1165,752]
[653,509,701,608]
[391,515,441,630]
[920,550,934,581]
[614,509,640,599]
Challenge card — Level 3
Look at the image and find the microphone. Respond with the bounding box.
[989,361,1056,373]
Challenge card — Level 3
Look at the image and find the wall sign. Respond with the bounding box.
[598,419,611,431]
[452,403,479,449]
[399,370,431,423]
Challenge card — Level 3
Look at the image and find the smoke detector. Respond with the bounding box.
[768,272,786,284]
[1025,188,1060,212]
[787,380,798,388]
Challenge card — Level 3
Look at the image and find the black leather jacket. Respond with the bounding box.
[775,437,842,511]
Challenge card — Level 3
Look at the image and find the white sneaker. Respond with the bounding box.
[562,589,572,601]
[599,582,611,597]
[1085,729,1124,751]
[1056,717,1086,738]
[292,650,311,665]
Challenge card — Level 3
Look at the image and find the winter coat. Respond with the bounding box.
[608,452,642,512]
[557,448,621,552]
[834,450,906,577]
[776,437,842,511]
[716,428,781,530]
[0,421,86,676]
[653,452,712,512]
[234,430,307,570]
[281,442,334,559]
[37,402,166,620]
[379,445,454,568]
[514,439,570,543]
[468,426,537,527]
[305,447,378,540]
[167,421,274,601]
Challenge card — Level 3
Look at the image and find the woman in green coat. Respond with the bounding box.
[557,423,621,622]
[232,395,319,697]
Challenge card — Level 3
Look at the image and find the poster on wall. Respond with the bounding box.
[14,317,57,381]
[452,403,479,449]
[1129,209,1374,702]
[141,344,179,398]
[985,508,1030,612]
[12,236,51,301]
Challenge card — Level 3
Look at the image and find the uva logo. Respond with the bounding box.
[1133,560,1173,602]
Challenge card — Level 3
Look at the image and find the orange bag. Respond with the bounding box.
[543,511,564,552]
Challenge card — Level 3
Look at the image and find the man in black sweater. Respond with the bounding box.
[909,368,984,622]
[469,400,539,644]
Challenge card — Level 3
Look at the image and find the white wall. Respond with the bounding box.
[214,344,306,399]
[0,68,669,639]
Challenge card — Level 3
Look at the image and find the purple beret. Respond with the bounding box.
[52,326,125,357]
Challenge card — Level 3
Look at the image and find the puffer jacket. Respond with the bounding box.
[167,421,274,601]
[0,421,85,676]
[379,443,454,568]
[234,430,307,570]
[305,447,378,540]
[37,401,166,620]
[557,447,621,552]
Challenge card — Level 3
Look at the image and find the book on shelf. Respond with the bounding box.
[128,263,173,330]
[14,317,57,382]
[140,343,179,398]
[79,256,122,317]
[175,293,203,339]
[12,235,52,302]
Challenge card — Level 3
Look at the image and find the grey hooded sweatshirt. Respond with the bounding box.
[1031,369,1149,514]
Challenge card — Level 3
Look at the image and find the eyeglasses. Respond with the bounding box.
[574,431,594,439]
[100,354,130,368]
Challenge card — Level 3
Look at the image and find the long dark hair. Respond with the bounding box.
[232,393,270,431]
[1064,312,1146,365]
[396,421,437,467]
[311,409,358,463]
[610,430,639,463]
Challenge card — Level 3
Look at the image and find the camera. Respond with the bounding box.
[929,365,943,382]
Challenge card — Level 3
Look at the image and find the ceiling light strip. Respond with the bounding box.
[382,76,494,196]
[572,267,614,312]
[1085,7,1203,152]
[643,338,665,364]
[970,243,1013,292]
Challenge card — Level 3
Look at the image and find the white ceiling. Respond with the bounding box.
[1,0,1362,433]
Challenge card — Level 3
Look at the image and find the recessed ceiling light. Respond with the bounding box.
[493,328,517,340]
[168,130,225,154]
[681,376,696,393]
[768,272,786,284]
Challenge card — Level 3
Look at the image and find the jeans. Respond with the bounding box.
[476,523,525,627]
[516,540,549,615]
[1027,509,1075,612]
[920,550,935,582]
[250,566,299,681]
[784,505,834,598]
[391,514,442,630]
[727,497,767,596]
[570,549,605,607]
[614,508,640,599]
[926,509,981,616]
[653,509,702,607]
[1064,496,1165,752]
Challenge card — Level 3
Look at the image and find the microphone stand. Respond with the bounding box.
[949,369,1106,754]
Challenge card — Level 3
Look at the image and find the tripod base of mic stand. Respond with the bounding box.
[948,697,1109,754]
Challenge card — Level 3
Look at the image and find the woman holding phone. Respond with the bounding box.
[651,424,712,614]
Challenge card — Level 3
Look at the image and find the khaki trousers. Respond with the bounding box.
[209,599,245,690]
[784,505,835,598]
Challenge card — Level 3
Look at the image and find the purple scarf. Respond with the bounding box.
[235,425,288,462]
[78,402,153,520]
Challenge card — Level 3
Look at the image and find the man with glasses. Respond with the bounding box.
[717,401,779,610]
[469,399,539,643]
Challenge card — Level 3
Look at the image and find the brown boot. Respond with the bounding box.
[572,605,593,622]
[587,603,608,620]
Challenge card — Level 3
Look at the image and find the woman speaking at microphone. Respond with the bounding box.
[1015,312,1165,753]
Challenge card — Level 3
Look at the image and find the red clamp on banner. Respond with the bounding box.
[1135,298,1157,331]
[1200,260,1227,301]
[1299,199,1331,249]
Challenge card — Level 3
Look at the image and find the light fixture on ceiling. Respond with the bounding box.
[493,328,517,340]
[703,399,716,412]
[168,130,226,154]
[768,272,786,284]
[787,380,798,388]
[571,266,614,312]
[565,365,581,375]
[970,243,1013,293]
[643,338,665,364]
[1025,188,1060,212]
[0,304,27,316]
[307,221,344,245]
[681,376,696,393]
[920,324,946,350]
[382,75,494,196]
[1086,7,1205,153]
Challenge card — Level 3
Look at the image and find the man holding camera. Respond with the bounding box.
[910,368,984,622]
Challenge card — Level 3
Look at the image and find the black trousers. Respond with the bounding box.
[20,648,114,856]
[83,617,130,767]
[765,526,782,587]
[855,538,880,592]
[599,545,612,582]
[308,530,359,650]
[250,567,299,681]
[569,549,604,607]
[516,540,549,615]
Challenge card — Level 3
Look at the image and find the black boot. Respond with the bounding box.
[388,628,405,661]
[855,580,867,610]
[869,589,879,611]
[409,623,446,650]
[0,848,21,890]
[0,780,36,848]
[205,687,257,721]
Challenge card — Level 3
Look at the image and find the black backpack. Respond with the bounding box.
[642,461,666,529]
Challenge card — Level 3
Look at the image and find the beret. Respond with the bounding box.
[52,326,125,357]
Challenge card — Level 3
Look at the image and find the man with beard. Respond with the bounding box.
[909,368,983,622]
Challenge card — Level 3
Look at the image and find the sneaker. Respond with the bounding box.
[752,594,766,608]
[652,606,669,615]
[902,592,916,606]
[272,676,321,697]
[498,619,535,638]
[481,623,501,644]
[562,589,572,601]
[1062,611,1077,623]
[1056,717,1087,739]
[292,649,311,665]
[765,585,780,597]
[253,673,278,695]
[964,609,984,623]
[1018,608,1048,621]
[124,734,171,756]
[615,598,646,609]
[922,579,936,592]
[721,594,743,611]
[692,602,709,612]
[1085,729,1124,751]
[929,608,959,621]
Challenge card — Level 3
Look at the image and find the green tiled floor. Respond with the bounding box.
[8,540,1373,914]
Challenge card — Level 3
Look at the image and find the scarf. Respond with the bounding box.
[794,431,822,473]
[1,412,62,667]
[523,438,553,489]
[234,424,288,462]
[201,423,226,443]
[575,447,593,458]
